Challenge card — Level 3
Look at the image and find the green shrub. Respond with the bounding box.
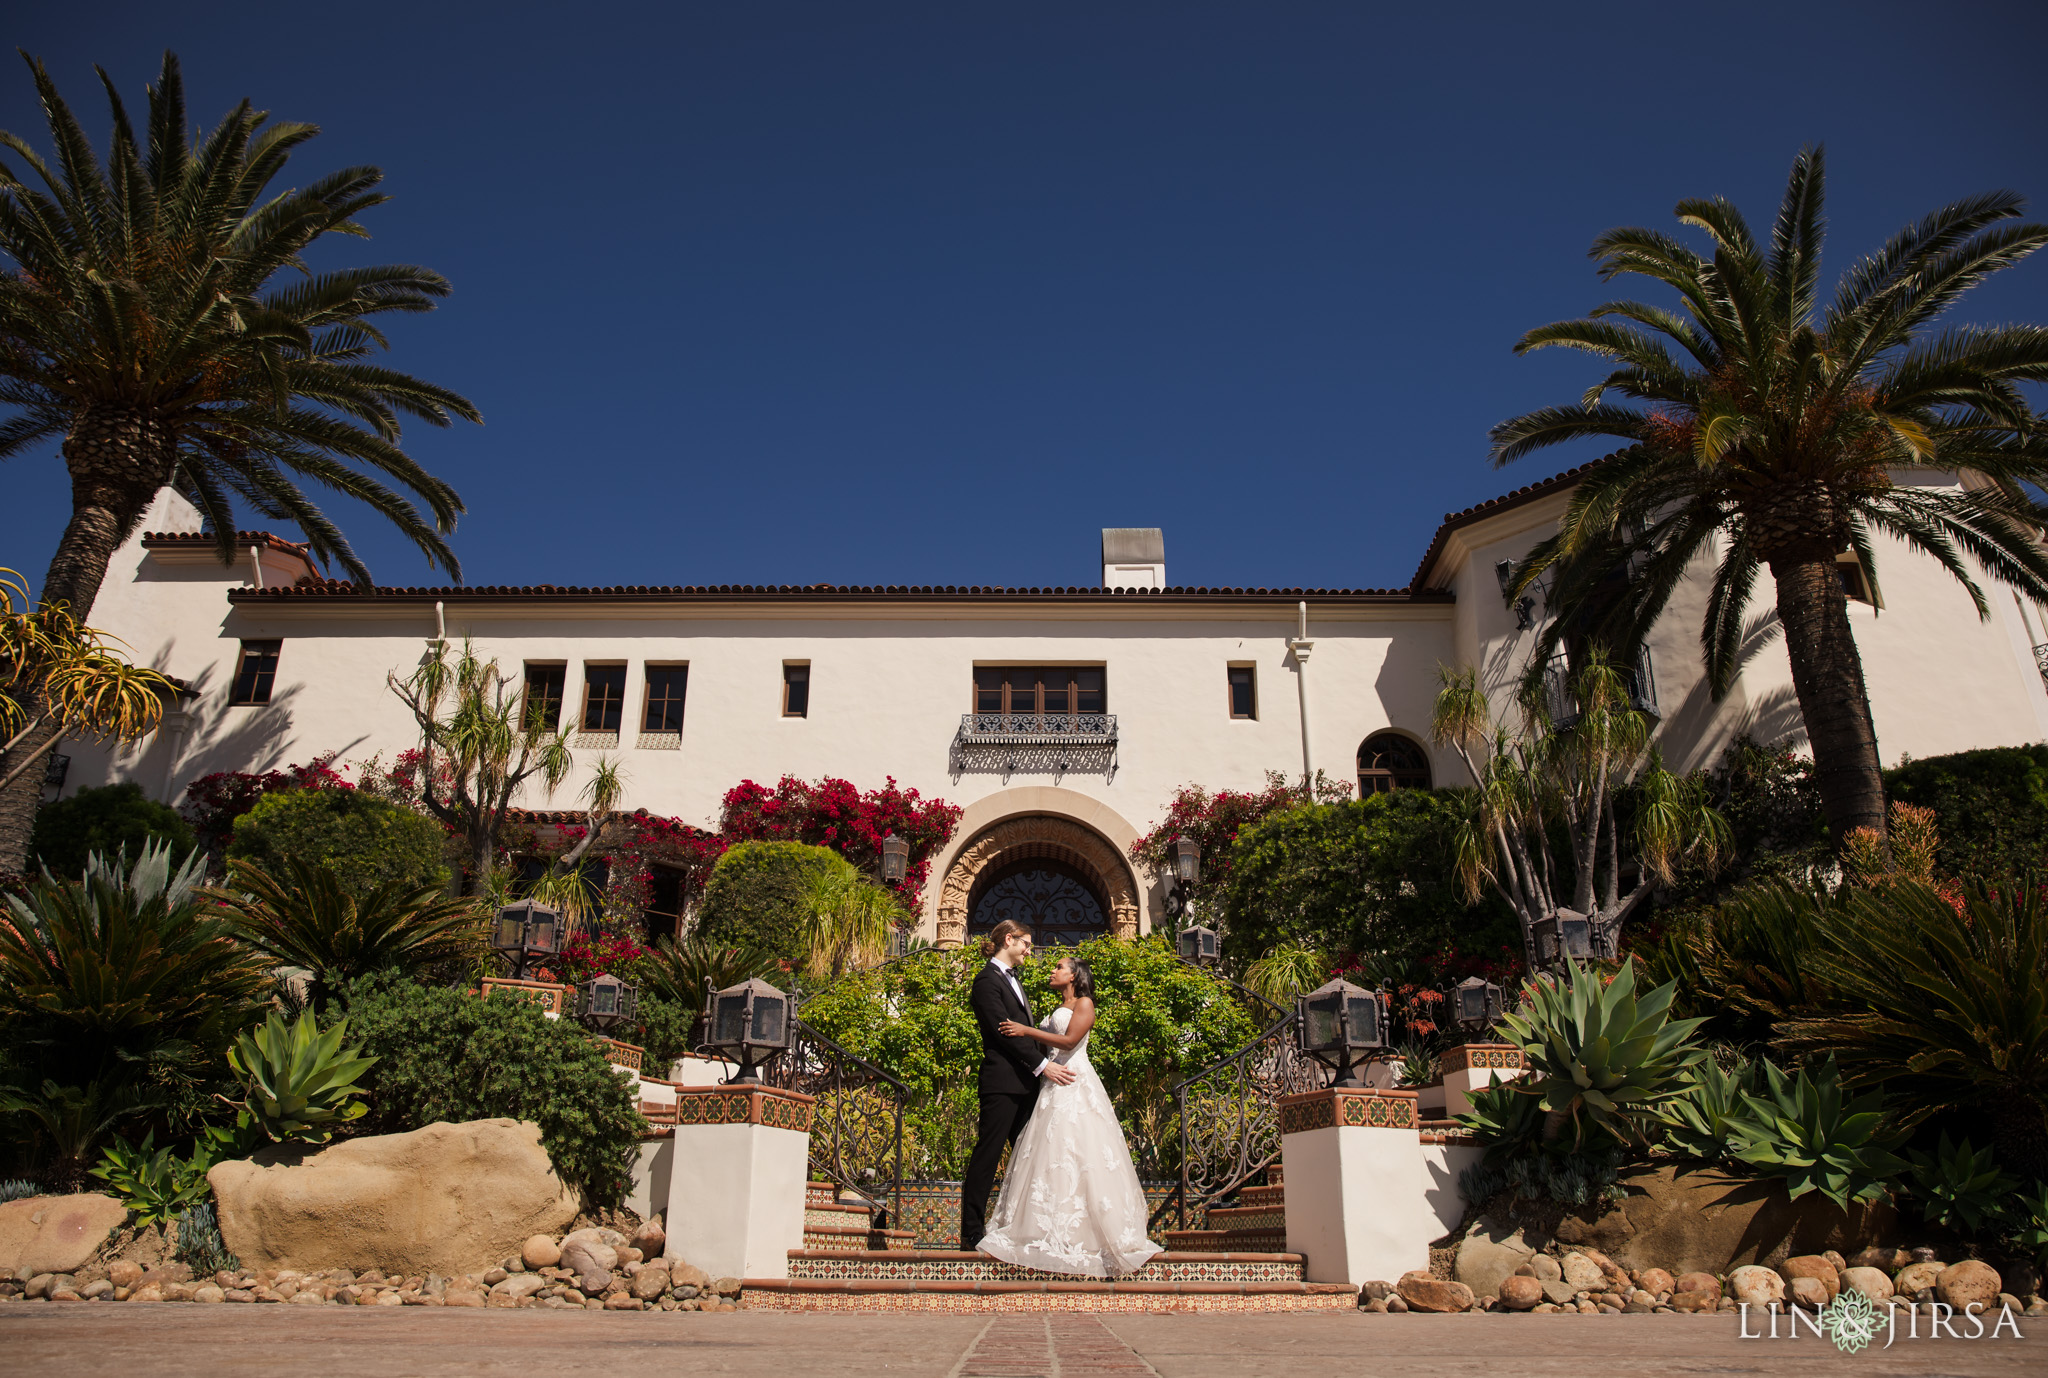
[632,994,695,1075]
[29,783,195,878]
[333,976,643,1205]
[1658,1056,1755,1163]
[2010,1180,2048,1269]
[1497,958,1706,1151]
[1886,744,2048,879]
[1459,1147,1625,1208]
[693,841,855,966]
[1731,1056,1907,1208]
[1219,789,1511,967]
[228,788,450,897]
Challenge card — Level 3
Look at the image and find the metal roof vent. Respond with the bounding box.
[1101,528,1165,589]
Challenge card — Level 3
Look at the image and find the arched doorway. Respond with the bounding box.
[936,814,1139,948]
[1357,731,1432,795]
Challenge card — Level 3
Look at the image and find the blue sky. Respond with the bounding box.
[6,2,2047,599]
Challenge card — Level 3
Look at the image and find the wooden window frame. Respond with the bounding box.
[642,663,688,733]
[1227,663,1257,720]
[968,665,1107,717]
[783,662,811,718]
[1357,731,1432,796]
[522,663,567,732]
[581,662,628,733]
[228,639,282,706]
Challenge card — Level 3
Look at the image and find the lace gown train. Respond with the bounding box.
[976,1006,1163,1277]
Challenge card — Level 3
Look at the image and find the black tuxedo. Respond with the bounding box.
[960,959,1043,1249]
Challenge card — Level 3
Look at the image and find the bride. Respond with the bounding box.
[974,954,1163,1277]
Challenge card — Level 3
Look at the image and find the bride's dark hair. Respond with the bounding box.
[1061,956,1095,1000]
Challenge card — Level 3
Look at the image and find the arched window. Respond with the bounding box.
[1358,732,1431,795]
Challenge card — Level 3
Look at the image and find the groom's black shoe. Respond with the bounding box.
[960,1231,982,1253]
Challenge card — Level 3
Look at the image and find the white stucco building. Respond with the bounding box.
[52,467,2048,945]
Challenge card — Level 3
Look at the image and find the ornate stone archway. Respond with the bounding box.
[935,814,1139,948]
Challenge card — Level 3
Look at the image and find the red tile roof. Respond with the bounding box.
[143,530,313,558]
[1406,460,1608,591]
[230,580,1445,605]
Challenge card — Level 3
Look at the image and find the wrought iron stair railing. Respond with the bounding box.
[764,1018,908,1234]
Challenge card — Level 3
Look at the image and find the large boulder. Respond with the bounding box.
[1453,1219,1536,1299]
[1551,1164,1896,1276]
[208,1119,578,1276]
[0,1194,127,1278]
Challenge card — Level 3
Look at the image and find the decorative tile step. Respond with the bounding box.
[804,1224,919,1251]
[806,1201,875,1229]
[785,1250,1305,1284]
[1202,1206,1283,1231]
[1268,1163,1284,1186]
[742,1278,1357,1312]
[806,1181,841,1207]
[1160,1229,1286,1253]
[1233,1184,1285,1208]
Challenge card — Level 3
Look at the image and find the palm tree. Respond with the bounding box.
[0,51,479,868]
[1492,147,2048,843]
[212,855,489,1009]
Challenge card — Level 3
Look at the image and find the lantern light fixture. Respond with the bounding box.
[880,832,910,885]
[1177,924,1219,965]
[490,899,562,979]
[702,976,794,1084]
[1451,976,1503,1033]
[580,971,639,1033]
[1295,977,1389,1088]
[1172,836,1201,884]
[1532,909,1593,969]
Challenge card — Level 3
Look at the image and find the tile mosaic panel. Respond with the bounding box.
[1276,1088,1418,1134]
[890,1179,1179,1249]
[1441,1042,1524,1075]
[784,1250,1303,1284]
[741,1281,1357,1314]
[672,1085,816,1132]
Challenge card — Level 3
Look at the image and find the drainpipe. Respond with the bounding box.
[1289,600,1315,785]
[247,545,265,590]
[435,600,447,642]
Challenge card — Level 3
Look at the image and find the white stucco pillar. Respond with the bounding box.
[663,1086,813,1281]
[1279,1088,1437,1286]
[1438,1042,1526,1121]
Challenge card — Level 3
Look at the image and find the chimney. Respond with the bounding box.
[1101,528,1165,589]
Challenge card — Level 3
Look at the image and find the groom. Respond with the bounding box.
[960,918,1077,1251]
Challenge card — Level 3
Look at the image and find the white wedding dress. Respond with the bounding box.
[976,1005,1164,1277]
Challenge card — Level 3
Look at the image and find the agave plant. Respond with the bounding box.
[89,1131,211,1227]
[1906,1133,2015,1235]
[0,1178,38,1203]
[1659,1056,1757,1162]
[224,1011,377,1144]
[212,856,487,1008]
[1731,1055,1908,1207]
[1454,1078,1544,1149]
[1496,959,1707,1149]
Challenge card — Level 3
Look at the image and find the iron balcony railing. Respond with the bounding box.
[954,712,1117,746]
[2034,643,2048,689]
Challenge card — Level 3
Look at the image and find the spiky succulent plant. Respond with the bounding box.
[1497,958,1707,1150]
[1731,1055,1907,1207]
[225,1010,377,1144]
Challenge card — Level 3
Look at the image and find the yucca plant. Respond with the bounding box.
[89,1130,210,1226]
[1497,958,1707,1149]
[1241,943,1330,1005]
[1731,1055,1908,1207]
[212,856,487,1009]
[1906,1133,2015,1235]
[224,1010,377,1144]
[1660,1055,1757,1162]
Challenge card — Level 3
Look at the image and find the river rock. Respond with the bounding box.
[1396,1271,1475,1313]
[1675,1272,1720,1299]
[631,1217,666,1258]
[0,1194,128,1278]
[1637,1268,1673,1296]
[1779,1254,1840,1300]
[490,1273,546,1300]
[1852,1246,1910,1272]
[631,1262,671,1302]
[1551,1164,1897,1275]
[1498,1275,1544,1310]
[560,1228,622,1292]
[1840,1266,1894,1302]
[1730,1265,1784,1307]
[1671,1289,1718,1312]
[1788,1275,1829,1309]
[1578,1248,1632,1291]
[1936,1260,2001,1312]
[208,1119,578,1276]
[107,1260,143,1290]
[1894,1261,1943,1295]
[1454,1220,1536,1299]
[521,1236,561,1269]
[1560,1253,1605,1291]
[1527,1254,1562,1283]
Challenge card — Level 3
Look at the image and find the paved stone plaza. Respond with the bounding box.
[3,1307,2042,1376]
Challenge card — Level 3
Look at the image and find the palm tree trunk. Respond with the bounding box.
[1769,552,1887,846]
[0,410,175,876]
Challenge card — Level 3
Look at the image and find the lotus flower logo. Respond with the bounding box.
[1819,1289,1884,1354]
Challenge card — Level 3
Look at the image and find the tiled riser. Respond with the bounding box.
[786,1252,1303,1284]
[806,1207,872,1229]
[744,1288,1356,1313]
[1203,1209,1282,1230]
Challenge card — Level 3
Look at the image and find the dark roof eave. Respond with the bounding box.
[1405,457,1618,591]
[228,583,1451,607]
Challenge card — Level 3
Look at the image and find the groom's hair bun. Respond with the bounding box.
[980,918,1033,957]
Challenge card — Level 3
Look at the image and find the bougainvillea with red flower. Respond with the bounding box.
[182,751,355,855]
[718,775,962,912]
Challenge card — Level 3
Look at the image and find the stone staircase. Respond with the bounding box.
[748,1170,1353,1312]
[1161,1162,1287,1253]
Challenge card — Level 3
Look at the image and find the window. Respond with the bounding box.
[971,666,1107,717]
[1837,553,1875,604]
[228,640,281,705]
[1358,732,1431,795]
[582,664,627,732]
[643,664,688,732]
[1227,665,1257,719]
[522,664,566,731]
[643,863,687,945]
[783,663,810,718]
